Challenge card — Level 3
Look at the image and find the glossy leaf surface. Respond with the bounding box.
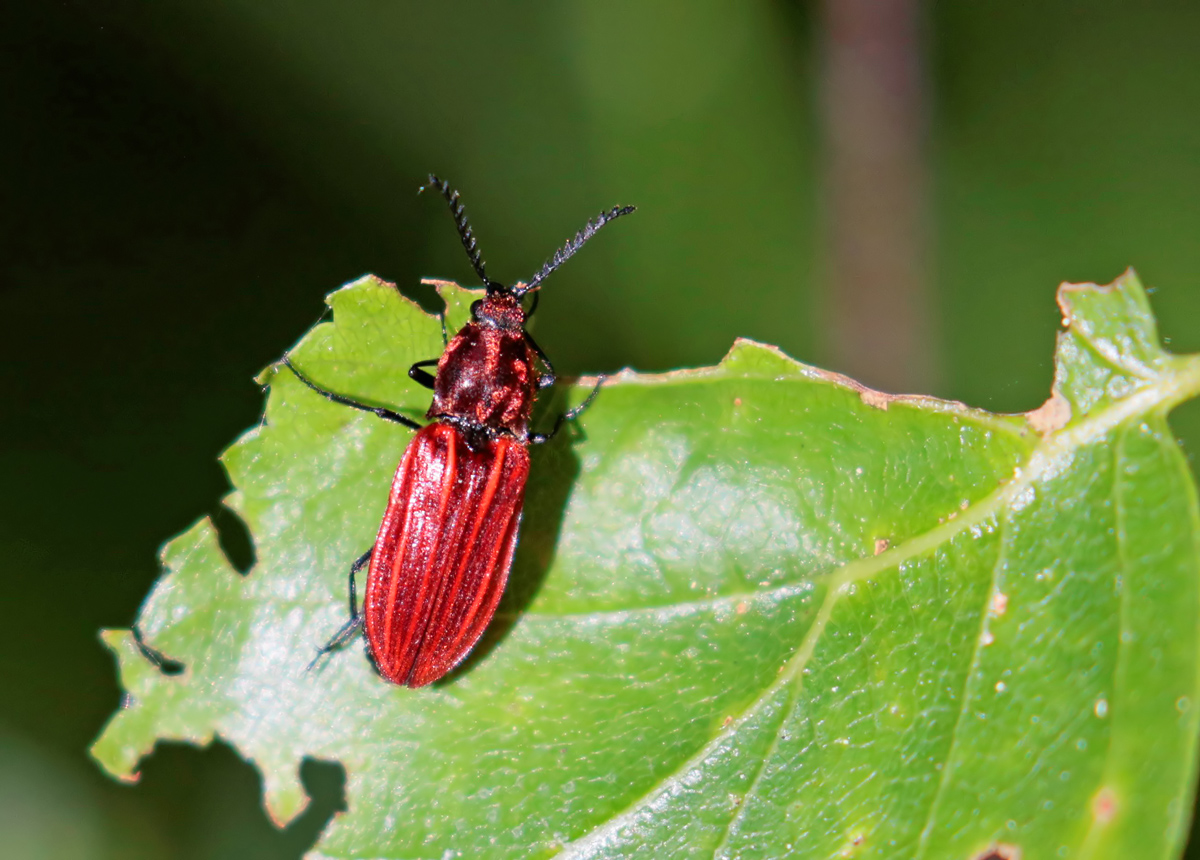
[93,271,1200,859]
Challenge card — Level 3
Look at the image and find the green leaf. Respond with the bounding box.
[92,270,1200,859]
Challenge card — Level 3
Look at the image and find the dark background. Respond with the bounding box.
[5,2,1200,857]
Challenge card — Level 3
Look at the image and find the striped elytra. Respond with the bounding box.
[364,424,529,686]
[296,175,634,687]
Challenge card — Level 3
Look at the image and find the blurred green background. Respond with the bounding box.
[5,2,1200,857]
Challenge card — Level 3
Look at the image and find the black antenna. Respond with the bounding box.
[520,204,636,295]
[420,175,491,287]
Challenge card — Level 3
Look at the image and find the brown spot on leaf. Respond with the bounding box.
[1092,787,1118,824]
[972,844,1021,860]
[837,832,867,857]
[859,388,891,410]
[1027,390,1071,435]
[874,538,890,555]
[991,590,1008,616]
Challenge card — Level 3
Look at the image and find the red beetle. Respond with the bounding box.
[287,176,634,686]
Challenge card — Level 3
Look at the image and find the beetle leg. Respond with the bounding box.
[131,626,184,675]
[530,376,605,444]
[524,332,557,390]
[345,547,371,617]
[283,358,422,430]
[408,359,439,390]
[307,548,372,671]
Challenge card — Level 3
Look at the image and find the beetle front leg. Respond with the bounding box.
[524,332,557,390]
[530,376,605,444]
[408,359,439,390]
[284,358,422,430]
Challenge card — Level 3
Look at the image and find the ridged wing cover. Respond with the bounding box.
[363,423,530,687]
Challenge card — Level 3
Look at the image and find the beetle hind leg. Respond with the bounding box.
[306,548,372,672]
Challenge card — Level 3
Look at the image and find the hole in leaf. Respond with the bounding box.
[212,504,256,576]
[289,758,348,847]
[408,279,446,316]
[131,742,346,856]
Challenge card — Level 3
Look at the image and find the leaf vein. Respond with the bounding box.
[1076,419,1130,859]
[911,510,1008,858]
[555,365,1200,857]
[708,661,802,860]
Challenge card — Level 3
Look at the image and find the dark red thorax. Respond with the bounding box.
[427,289,538,441]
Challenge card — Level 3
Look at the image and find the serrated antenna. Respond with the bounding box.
[420,174,491,287]
[519,204,636,295]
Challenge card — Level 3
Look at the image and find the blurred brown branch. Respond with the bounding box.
[819,0,935,393]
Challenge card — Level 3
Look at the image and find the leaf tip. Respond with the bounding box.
[1055,266,1142,321]
[261,759,312,828]
[98,626,129,651]
[717,338,808,381]
[334,273,398,303]
[89,730,145,786]
[253,359,284,388]
[725,336,792,362]
[91,630,155,782]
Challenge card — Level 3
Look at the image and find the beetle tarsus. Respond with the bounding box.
[307,548,372,673]
[307,615,365,672]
